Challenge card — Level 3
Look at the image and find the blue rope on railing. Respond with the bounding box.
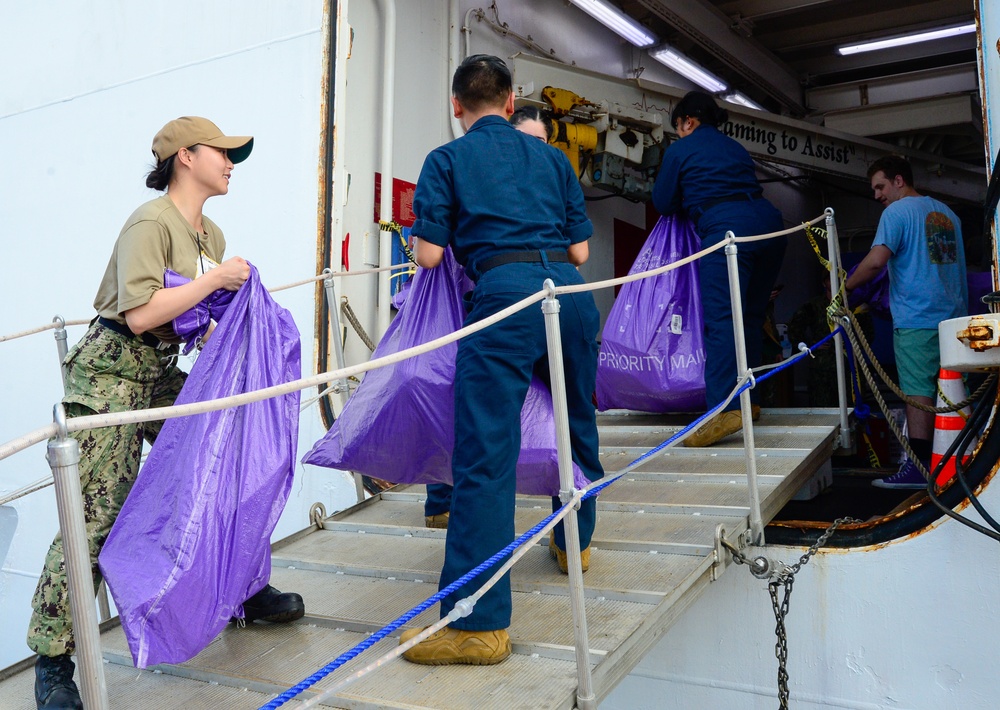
[259,500,586,708]
[259,328,853,709]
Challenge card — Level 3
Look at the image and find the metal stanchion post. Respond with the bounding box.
[52,316,68,389]
[48,404,108,710]
[540,279,596,710]
[825,209,853,450]
[724,236,765,545]
[322,268,365,503]
[53,316,113,622]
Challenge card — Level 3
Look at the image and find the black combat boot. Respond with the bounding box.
[238,584,305,623]
[34,654,82,709]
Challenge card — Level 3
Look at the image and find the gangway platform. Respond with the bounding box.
[0,409,840,709]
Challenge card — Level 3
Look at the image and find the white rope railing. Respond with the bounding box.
[0,263,417,344]
[297,208,827,411]
[1,210,825,346]
[299,491,584,706]
[1,210,836,710]
[0,210,833,473]
[0,319,90,344]
[0,289,547,463]
[731,211,829,243]
[280,356,773,703]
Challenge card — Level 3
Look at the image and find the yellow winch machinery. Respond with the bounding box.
[524,86,666,201]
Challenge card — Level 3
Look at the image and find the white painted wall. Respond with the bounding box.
[0,0,356,670]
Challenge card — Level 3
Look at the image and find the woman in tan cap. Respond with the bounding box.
[27,117,304,710]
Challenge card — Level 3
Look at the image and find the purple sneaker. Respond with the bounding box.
[872,459,927,490]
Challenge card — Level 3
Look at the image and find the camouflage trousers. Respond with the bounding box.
[27,323,184,657]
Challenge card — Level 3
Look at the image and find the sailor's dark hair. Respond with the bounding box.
[509,105,553,141]
[671,90,728,129]
[867,155,914,187]
[452,54,513,112]
[145,144,201,190]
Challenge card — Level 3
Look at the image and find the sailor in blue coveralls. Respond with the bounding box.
[652,91,786,446]
[400,54,604,666]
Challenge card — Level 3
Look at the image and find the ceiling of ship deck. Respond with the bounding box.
[615,0,983,169]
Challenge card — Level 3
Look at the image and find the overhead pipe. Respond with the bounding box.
[448,0,470,139]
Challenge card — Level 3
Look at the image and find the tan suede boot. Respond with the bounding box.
[400,626,511,665]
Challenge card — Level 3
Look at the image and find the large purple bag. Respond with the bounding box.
[303,248,588,495]
[596,215,706,412]
[846,263,890,319]
[163,268,236,353]
[99,265,301,668]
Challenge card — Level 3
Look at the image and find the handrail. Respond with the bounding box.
[1,211,829,345]
[1,210,839,710]
[265,335,832,708]
[0,263,416,344]
[0,319,90,344]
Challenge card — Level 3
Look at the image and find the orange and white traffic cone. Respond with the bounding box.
[931,368,977,486]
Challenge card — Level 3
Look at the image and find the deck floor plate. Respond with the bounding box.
[0,409,839,709]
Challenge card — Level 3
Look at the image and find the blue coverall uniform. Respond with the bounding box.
[412,115,604,630]
[651,124,786,411]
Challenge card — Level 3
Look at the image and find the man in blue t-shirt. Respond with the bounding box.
[846,155,967,489]
[398,54,604,666]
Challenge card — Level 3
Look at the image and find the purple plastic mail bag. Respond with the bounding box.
[99,265,301,668]
[846,263,890,319]
[303,247,588,495]
[163,268,236,353]
[596,215,706,412]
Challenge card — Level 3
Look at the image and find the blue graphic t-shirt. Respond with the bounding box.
[872,195,967,328]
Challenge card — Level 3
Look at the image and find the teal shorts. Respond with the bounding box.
[893,328,939,399]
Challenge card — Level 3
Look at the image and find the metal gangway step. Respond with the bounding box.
[0,409,840,709]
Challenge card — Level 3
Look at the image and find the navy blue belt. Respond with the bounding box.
[97,316,161,349]
[689,192,763,221]
[476,249,569,276]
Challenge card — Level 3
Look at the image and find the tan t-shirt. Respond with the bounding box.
[94,194,226,343]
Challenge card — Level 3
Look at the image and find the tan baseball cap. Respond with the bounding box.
[151,116,254,164]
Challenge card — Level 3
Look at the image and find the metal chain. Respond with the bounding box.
[723,517,861,709]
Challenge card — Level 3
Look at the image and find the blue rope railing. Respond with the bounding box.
[259,327,855,709]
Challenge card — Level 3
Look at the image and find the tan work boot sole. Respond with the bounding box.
[684,409,744,447]
[425,512,449,529]
[400,626,511,665]
[548,536,590,573]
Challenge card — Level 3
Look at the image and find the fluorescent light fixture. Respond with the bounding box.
[838,23,976,55]
[724,92,764,111]
[568,0,658,48]
[650,45,728,93]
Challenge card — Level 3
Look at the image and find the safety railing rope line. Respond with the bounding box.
[837,310,995,484]
[260,337,834,708]
[0,289,548,463]
[835,307,992,414]
[340,298,377,352]
[556,212,829,297]
[0,208,840,708]
[0,319,90,344]
[730,211,830,243]
[1,212,831,345]
[262,488,588,709]
[0,264,417,344]
[0,210,835,473]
